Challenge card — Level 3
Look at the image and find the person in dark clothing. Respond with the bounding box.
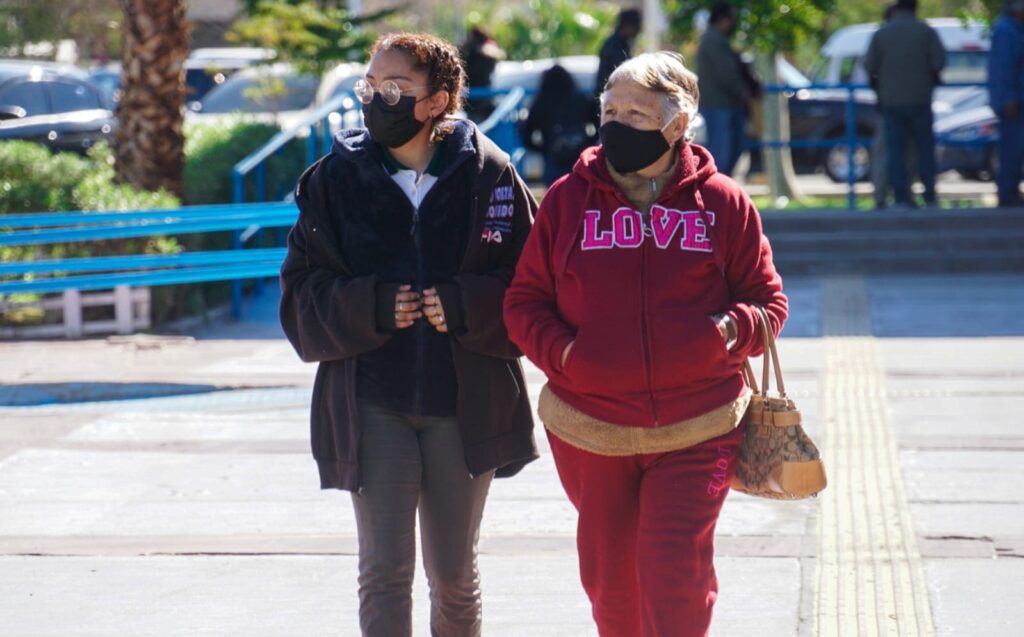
[988,0,1024,207]
[279,33,538,637]
[871,3,900,208]
[697,2,753,177]
[595,8,642,97]
[522,64,597,185]
[865,0,946,207]
[460,27,505,122]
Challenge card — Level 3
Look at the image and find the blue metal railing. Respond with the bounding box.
[759,82,868,209]
[0,88,531,325]
[477,87,528,171]
[0,203,296,299]
[230,91,362,205]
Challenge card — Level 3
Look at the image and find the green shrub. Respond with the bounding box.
[76,143,180,212]
[0,141,93,214]
[0,141,182,327]
[184,119,307,205]
[1,123,301,329]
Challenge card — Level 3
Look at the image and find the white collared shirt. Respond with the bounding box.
[389,167,438,210]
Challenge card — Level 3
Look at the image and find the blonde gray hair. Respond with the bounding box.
[600,51,700,141]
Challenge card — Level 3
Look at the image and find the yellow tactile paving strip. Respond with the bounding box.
[816,276,934,637]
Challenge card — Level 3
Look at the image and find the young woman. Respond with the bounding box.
[505,52,788,636]
[280,33,537,636]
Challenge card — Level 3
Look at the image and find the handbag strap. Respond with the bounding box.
[742,360,760,394]
[753,305,787,398]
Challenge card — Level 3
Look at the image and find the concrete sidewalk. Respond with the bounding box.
[0,274,1022,636]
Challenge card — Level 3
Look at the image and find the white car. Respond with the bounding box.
[187,63,319,132]
[810,18,989,88]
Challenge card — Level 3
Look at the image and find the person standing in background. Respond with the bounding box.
[871,3,898,209]
[460,27,506,122]
[988,0,1024,208]
[697,2,753,177]
[522,65,596,186]
[595,8,643,97]
[865,0,945,208]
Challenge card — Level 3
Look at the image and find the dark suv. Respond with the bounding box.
[0,60,115,153]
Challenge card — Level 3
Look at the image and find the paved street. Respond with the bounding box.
[1,274,1022,636]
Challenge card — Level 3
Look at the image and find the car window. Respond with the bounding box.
[88,72,121,106]
[838,56,857,83]
[807,57,828,83]
[185,67,231,102]
[0,81,50,116]
[200,74,318,113]
[48,81,103,112]
[942,51,988,84]
[777,59,811,88]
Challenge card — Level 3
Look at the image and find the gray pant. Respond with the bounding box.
[352,402,493,637]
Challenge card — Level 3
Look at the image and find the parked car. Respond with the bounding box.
[781,58,879,182]
[0,60,115,153]
[786,20,989,183]
[492,55,599,98]
[184,47,276,108]
[87,48,276,111]
[311,61,366,130]
[935,90,998,181]
[810,18,989,87]
[86,65,122,107]
[187,63,319,132]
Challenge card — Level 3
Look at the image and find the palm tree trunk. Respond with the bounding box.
[115,0,190,198]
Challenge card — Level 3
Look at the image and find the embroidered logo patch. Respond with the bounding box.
[481,184,514,243]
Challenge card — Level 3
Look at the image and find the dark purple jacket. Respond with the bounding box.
[280,120,538,490]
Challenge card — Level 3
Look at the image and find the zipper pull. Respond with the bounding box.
[410,208,420,236]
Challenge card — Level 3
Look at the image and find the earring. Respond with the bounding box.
[429,124,444,145]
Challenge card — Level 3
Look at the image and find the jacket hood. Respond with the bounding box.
[329,118,509,182]
[572,142,718,198]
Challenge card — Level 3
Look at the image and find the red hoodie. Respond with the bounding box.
[504,143,787,427]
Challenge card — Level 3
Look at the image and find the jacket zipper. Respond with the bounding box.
[639,235,659,425]
[626,180,659,427]
[411,205,426,416]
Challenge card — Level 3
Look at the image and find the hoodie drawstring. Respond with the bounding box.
[693,185,728,280]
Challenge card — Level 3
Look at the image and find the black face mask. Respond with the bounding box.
[362,94,426,149]
[599,121,671,173]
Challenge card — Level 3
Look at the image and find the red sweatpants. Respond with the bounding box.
[547,425,743,637]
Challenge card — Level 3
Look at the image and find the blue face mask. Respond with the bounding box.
[599,120,672,173]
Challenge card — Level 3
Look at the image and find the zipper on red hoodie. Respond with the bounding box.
[639,236,659,425]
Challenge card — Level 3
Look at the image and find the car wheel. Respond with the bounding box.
[982,146,998,182]
[825,142,871,183]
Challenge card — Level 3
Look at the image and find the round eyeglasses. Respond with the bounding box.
[353,78,428,106]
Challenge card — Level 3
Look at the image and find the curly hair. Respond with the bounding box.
[370,33,466,119]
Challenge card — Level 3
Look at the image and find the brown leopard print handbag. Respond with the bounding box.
[731,306,827,499]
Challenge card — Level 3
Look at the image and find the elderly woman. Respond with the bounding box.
[280,33,537,636]
[504,52,788,636]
